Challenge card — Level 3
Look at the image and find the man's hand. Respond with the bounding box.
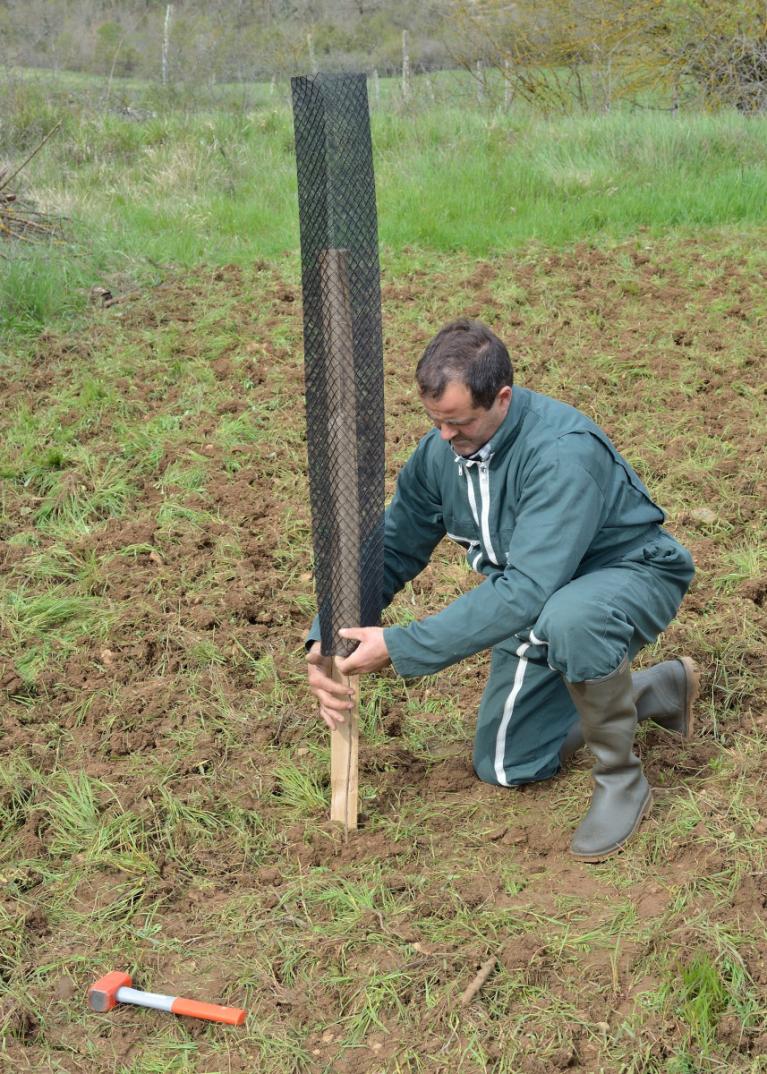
[336,627,391,676]
[306,628,391,729]
[306,642,354,730]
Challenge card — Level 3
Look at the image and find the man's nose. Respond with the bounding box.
[439,424,456,441]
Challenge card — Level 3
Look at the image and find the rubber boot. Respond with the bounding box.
[559,657,699,765]
[564,657,652,862]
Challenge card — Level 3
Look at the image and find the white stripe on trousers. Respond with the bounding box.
[494,641,531,786]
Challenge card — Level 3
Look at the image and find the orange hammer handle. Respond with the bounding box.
[171,997,246,1026]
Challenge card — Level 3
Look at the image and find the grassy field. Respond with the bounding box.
[1,71,767,1074]
[4,68,767,335]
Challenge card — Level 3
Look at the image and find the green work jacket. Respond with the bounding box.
[377,386,667,678]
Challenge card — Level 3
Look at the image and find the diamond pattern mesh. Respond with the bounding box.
[291,73,385,657]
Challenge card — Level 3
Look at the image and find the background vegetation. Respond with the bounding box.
[1,4,767,1071]
[3,0,767,108]
[3,0,767,341]
[3,67,767,339]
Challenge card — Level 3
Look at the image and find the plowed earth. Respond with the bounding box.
[1,235,766,1072]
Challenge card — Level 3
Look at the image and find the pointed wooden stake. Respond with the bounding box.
[330,660,359,834]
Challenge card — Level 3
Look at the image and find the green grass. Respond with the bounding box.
[4,69,767,336]
[1,78,767,1072]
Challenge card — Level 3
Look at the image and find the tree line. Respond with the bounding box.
[451,0,767,112]
[2,0,766,112]
[0,0,450,84]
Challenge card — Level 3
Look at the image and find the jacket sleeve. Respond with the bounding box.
[383,444,607,677]
[306,441,445,647]
[381,446,446,605]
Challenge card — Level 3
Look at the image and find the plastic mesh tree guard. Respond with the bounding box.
[291,73,385,657]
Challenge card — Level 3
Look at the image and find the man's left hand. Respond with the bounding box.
[336,627,391,676]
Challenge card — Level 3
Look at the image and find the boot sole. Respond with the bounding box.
[570,788,653,863]
[677,657,700,739]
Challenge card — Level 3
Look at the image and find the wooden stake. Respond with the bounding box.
[162,4,174,86]
[402,30,410,101]
[330,660,359,833]
[319,247,360,835]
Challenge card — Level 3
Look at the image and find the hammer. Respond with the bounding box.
[87,971,246,1026]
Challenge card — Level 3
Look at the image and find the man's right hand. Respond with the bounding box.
[306,642,354,730]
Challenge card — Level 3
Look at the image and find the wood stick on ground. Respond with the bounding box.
[460,955,498,1006]
[330,661,359,835]
[0,121,63,194]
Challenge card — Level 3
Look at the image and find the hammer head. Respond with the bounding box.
[87,971,132,1012]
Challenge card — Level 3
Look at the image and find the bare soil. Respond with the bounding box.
[2,238,766,1071]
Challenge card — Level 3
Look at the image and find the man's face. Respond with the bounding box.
[420,381,512,457]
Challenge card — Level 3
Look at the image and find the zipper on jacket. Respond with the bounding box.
[464,463,480,529]
[458,456,500,569]
[478,463,500,566]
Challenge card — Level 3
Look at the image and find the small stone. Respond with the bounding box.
[99,649,114,667]
[689,507,717,525]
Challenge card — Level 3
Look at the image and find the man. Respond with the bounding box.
[307,319,697,862]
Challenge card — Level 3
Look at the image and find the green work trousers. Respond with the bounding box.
[472,532,695,787]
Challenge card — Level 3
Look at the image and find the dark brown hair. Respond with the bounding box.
[415,319,513,410]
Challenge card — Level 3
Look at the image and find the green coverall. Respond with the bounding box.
[314,386,694,787]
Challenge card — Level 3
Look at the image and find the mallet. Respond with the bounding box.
[87,971,246,1026]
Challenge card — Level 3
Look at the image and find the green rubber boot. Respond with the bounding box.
[565,658,652,862]
[560,657,699,765]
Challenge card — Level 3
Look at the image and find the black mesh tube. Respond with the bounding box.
[291,73,385,657]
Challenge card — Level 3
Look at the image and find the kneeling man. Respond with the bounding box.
[307,319,697,862]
